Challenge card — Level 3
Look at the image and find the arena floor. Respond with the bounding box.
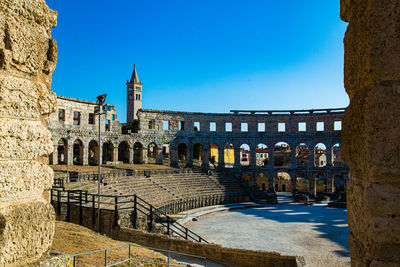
[187,193,350,267]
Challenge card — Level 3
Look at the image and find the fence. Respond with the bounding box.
[71,243,208,267]
[50,189,208,243]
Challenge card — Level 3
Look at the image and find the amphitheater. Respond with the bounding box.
[1,0,399,266]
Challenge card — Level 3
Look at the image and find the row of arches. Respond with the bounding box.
[52,138,163,166]
[176,142,342,168]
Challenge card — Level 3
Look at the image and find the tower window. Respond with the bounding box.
[135,87,141,91]
[179,121,185,131]
[128,95,133,101]
[149,119,155,129]
[135,94,140,100]
[194,121,200,131]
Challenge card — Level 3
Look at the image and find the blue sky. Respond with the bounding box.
[46,0,349,123]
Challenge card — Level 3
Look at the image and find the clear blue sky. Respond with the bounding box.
[46,0,349,123]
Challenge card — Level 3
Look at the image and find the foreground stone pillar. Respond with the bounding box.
[0,1,57,265]
[341,1,400,265]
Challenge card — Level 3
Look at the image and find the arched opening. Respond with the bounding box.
[224,143,234,168]
[332,143,342,166]
[275,172,291,192]
[57,138,68,165]
[162,144,170,165]
[147,143,158,164]
[118,141,130,164]
[256,143,268,166]
[296,143,310,167]
[314,143,327,167]
[256,173,268,190]
[193,143,203,167]
[274,142,291,168]
[209,143,219,168]
[102,141,114,164]
[88,140,99,166]
[240,144,250,166]
[133,142,143,164]
[73,139,84,165]
[178,143,187,163]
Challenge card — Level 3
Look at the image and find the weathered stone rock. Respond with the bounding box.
[342,0,400,265]
[0,0,57,265]
[0,200,55,266]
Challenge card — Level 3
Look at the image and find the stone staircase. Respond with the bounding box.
[64,170,248,208]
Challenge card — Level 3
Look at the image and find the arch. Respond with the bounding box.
[295,143,310,167]
[314,143,327,167]
[256,172,268,190]
[162,144,170,163]
[274,172,291,192]
[88,140,99,166]
[240,144,250,166]
[273,142,291,168]
[118,141,130,164]
[178,143,188,162]
[147,142,158,164]
[73,139,84,165]
[133,142,143,164]
[331,143,342,167]
[224,143,235,167]
[256,143,268,167]
[193,143,203,167]
[102,141,114,164]
[57,138,68,165]
[209,143,219,168]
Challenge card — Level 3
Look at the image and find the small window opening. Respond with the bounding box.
[241,122,248,132]
[334,121,342,131]
[73,111,81,125]
[194,121,200,131]
[317,122,324,131]
[298,122,306,132]
[179,121,185,131]
[225,122,232,132]
[163,120,169,131]
[210,122,216,132]
[58,109,65,122]
[88,113,95,124]
[278,122,285,132]
[258,123,265,132]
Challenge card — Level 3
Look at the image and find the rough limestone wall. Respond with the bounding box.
[0,0,57,265]
[341,0,400,266]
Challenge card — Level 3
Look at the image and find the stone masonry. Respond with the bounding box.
[341,1,400,266]
[0,0,57,265]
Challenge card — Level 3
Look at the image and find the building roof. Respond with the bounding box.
[130,64,140,83]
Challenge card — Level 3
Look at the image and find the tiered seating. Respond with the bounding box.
[64,170,247,208]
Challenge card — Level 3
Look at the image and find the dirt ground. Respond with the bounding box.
[51,221,179,266]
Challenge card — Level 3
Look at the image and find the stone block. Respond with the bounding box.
[0,160,53,205]
[0,200,55,266]
[0,75,56,119]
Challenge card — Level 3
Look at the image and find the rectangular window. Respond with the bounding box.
[317,122,324,131]
[88,113,95,125]
[241,122,248,132]
[298,122,306,132]
[58,109,65,122]
[149,119,155,130]
[278,122,285,132]
[128,95,133,101]
[135,94,141,100]
[210,122,216,132]
[163,120,169,131]
[105,120,110,131]
[73,111,81,125]
[334,121,342,131]
[179,121,185,131]
[112,114,116,121]
[225,122,232,132]
[194,121,200,131]
[258,122,265,132]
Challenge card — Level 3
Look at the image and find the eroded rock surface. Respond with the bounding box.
[341,0,400,266]
[0,0,57,265]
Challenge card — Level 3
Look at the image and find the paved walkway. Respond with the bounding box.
[186,192,350,267]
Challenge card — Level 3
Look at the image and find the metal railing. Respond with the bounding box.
[50,189,208,243]
[71,243,208,266]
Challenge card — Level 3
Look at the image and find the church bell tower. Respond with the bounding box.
[126,64,143,123]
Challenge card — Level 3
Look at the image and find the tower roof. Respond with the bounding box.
[130,64,139,83]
